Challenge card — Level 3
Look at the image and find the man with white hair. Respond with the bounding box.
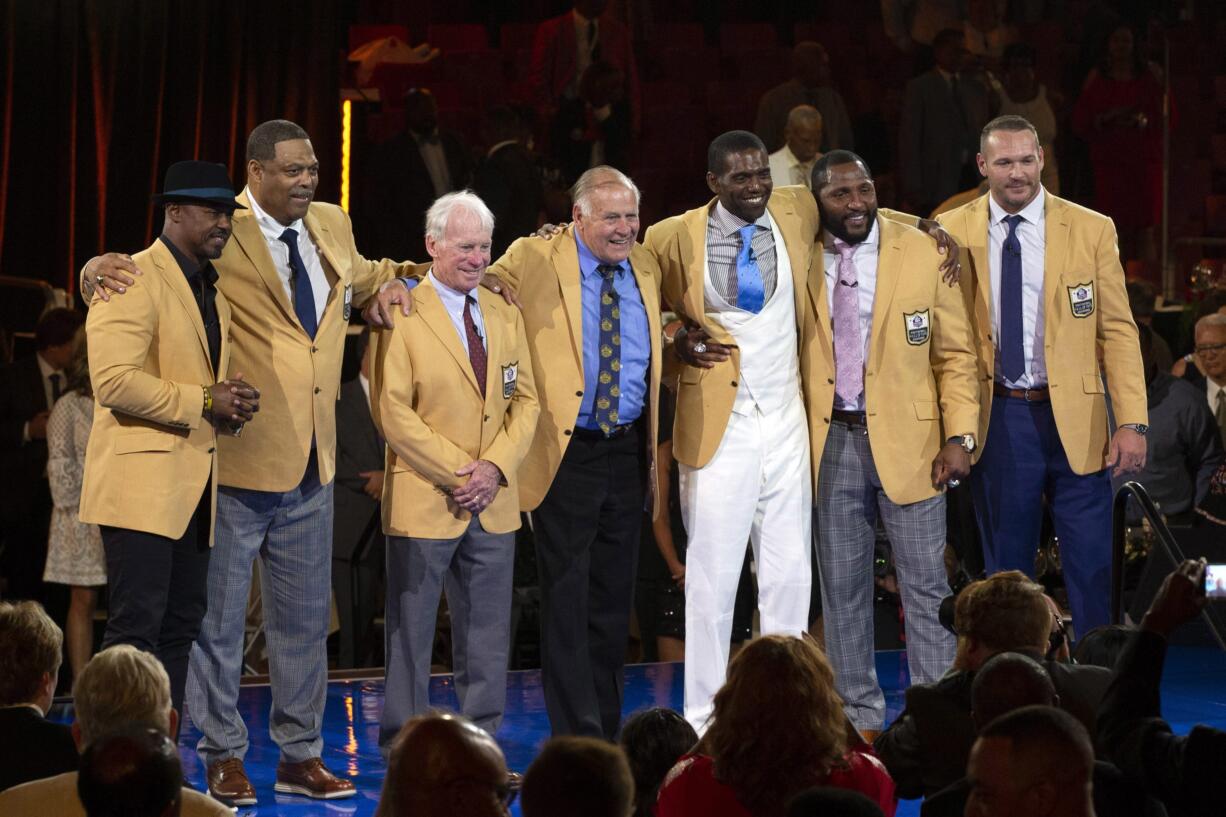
[371,191,540,750]
[486,166,663,739]
[0,645,229,816]
[1190,313,1226,446]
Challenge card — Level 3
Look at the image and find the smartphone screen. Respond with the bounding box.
[1207,564,1226,600]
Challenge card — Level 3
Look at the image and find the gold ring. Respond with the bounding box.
[96,274,105,284]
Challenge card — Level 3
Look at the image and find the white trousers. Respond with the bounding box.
[678,394,812,733]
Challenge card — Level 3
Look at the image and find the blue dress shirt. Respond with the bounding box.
[574,234,650,429]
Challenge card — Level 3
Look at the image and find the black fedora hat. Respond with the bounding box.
[153,161,245,209]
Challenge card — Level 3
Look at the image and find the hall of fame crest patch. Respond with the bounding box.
[1067,282,1094,318]
[904,309,931,345]
[502,362,518,398]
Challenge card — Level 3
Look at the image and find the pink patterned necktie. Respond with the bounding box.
[832,238,864,406]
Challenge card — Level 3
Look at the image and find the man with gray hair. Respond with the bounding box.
[371,190,540,750]
[1190,313,1226,446]
[0,645,229,816]
[485,166,664,739]
[768,105,824,189]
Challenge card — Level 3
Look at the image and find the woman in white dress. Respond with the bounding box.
[43,326,104,678]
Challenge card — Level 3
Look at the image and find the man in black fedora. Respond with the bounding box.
[78,160,260,722]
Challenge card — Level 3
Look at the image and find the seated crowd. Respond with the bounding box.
[1,558,1223,817]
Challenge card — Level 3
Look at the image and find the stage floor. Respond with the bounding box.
[52,647,1226,816]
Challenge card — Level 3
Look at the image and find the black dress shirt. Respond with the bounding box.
[160,236,221,374]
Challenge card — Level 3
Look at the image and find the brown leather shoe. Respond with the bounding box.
[274,758,356,799]
[207,758,257,806]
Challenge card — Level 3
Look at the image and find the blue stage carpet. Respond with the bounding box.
[53,647,1226,816]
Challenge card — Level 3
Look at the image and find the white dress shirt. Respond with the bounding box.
[414,132,453,198]
[768,144,817,189]
[429,270,486,357]
[987,190,1048,389]
[1208,377,1224,417]
[823,220,880,411]
[244,187,329,325]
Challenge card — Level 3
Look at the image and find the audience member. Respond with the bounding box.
[1126,280,1172,371]
[881,0,964,53]
[922,656,1164,817]
[473,105,544,257]
[1114,324,1223,523]
[1184,314,1226,447]
[656,635,895,817]
[787,788,885,817]
[875,571,1113,798]
[1072,23,1164,261]
[754,42,854,154]
[549,59,633,185]
[1098,559,1226,817]
[521,736,634,817]
[359,88,474,262]
[529,0,640,136]
[965,706,1096,817]
[0,645,229,816]
[332,326,387,669]
[42,325,104,681]
[1071,624,1134,669]
[961,0,1017,66]
[998,43,1060,194]
[77,726,182,817]
[0,307,82,611]
[768,105,824,189]
[901,28,998,216]
[376,712,515,817]
[0,600,77,791]
[619,707,697,817]
[372,191,539,752]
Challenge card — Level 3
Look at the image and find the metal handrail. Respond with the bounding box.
[1112,481,1226,649]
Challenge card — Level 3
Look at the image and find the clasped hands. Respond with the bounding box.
[206,372,260,430]
[449,459,504,515]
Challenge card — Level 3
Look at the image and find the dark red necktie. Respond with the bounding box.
[464,295,487,394]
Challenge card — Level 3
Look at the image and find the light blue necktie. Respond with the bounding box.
[735,224,765,314]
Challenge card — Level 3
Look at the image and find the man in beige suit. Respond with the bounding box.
[802,149,980,736]
[486,167,663,739]
[371,191,539,751]
[80,161,256,724]
[82,121,416,805]
[936,115,1147,636]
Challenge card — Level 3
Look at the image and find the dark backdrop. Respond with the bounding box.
[0,0,349,297]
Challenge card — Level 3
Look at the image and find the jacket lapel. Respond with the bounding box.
[555,230,586,373]
[153,241,214,376]
[228,193,297,326]
[767,190,810,326]
[477,289,502,407]
[304,208,342,314]
[417,279,482,396]
[1043,192,1071,320]
[868,216,903,365]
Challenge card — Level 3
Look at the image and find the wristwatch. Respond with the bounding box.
[947,434,976,453]
[1120,423,1148,435]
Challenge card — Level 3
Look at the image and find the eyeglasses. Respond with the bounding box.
[1194,343,1226,356]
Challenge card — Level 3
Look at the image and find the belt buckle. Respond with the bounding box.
[1023,387,1043,402]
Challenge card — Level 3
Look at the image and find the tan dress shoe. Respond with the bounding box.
[274,758,356,799]
[207,758,257,806]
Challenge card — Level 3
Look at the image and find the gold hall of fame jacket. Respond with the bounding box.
[369,275,540,540]
[80,239,231,542]
[936,191,1147,474]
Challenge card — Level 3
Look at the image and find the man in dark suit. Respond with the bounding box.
[357,88,473,264]
[900,29,998,216]
[874,571,1112,798]
[0,308,82,607]
[0,601,78,791]
[332,328,385,669]
[473,106,543,258]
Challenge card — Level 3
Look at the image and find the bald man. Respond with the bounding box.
[969,652,1057,730]
[376,713,513,817]
[768,105,824,189]
[964,706,1095,817]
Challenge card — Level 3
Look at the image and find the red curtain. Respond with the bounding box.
[0,0,346,297]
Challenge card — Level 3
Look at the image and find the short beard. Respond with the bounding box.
[817,203,877,246]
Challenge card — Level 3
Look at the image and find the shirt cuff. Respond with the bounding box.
[397,277,420,291]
